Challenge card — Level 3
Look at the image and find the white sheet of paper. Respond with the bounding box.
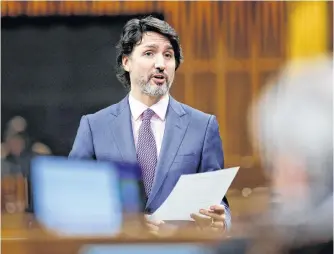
[150,167,239,221]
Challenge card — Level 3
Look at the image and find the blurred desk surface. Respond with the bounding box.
[2,213,240,254]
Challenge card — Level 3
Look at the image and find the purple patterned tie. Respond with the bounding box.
[137,108,157,196]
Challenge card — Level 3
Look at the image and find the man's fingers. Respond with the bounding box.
[209,205,225,214]
[191,207,227,232]
[211,221,225,229]
[146,220,164,231]
[191,213,212,229]
[145,215,164,226]
[145,218,164,233]
[191,213,211,222]
[199,209,225,221]
[147,220,164,227]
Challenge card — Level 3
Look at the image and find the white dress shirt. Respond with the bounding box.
[128,94,169,158]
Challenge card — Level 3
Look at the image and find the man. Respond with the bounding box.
[247,55,333,253]
[69,16,231,233]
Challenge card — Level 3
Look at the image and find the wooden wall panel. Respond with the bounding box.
[225,72,252,157]
[170,73,185,103]
[258,1,287,58]
[192,73,217,115]
[225,2,251,58]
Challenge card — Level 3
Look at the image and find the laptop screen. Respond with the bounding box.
[31,156,125,236]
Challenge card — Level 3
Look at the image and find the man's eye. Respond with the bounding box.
[165,53,174,58]
[144,51,153,56]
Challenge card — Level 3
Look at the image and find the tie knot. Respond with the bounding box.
[142,108,155,120]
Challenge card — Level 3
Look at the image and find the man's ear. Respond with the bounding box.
[122,55,130,72]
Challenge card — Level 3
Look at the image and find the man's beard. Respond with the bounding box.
[139,77,171,97]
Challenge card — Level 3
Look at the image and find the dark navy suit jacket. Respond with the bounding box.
[69,95,231,224]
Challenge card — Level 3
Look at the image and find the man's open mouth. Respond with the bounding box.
[153,74,165,80]
[151,74,166,85]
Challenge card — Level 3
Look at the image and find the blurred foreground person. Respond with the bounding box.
[247,55,333,253]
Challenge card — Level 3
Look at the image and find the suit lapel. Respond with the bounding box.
[109,95,137,165]
[146,97,190,208]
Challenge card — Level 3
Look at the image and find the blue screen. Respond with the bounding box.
[80,244,212,254]
[31,156,123,236]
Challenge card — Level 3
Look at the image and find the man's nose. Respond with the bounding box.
[154,55,166,70]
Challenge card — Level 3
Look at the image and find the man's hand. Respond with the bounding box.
[145,215,165,235]
[190,205,226,232]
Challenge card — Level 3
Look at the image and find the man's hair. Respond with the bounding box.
[115,16,184,89]
[249,55,333,246]
[250,55,333,199]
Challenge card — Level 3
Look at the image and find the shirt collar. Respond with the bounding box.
[128,93,169,121]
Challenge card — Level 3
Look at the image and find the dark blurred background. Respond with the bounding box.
[2,14,163,156]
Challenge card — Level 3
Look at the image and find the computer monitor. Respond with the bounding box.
[30,156,144,236]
